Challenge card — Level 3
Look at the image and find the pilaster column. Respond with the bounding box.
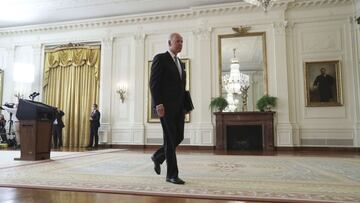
[351,17,360,147]
[129,31,146,144]
[191,22,214,145]
[4,46,15,104]
[272,21,297,146]
[99,37,114,143]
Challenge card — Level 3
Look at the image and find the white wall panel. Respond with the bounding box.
[301,28,342,53]
[289,4,356,145]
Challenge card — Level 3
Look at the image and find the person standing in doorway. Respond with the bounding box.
[87,104,100,148]
[53,108,65,148]
[149,33,187,185]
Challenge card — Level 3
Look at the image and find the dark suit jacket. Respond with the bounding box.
[90,110,100,128]
[150,51,186,114]
[313,74,334,101]
[54,110,65,128]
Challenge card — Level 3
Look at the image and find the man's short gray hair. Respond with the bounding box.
[168,33,180,41]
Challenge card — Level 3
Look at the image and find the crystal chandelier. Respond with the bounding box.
[222,49,250,112]
[223,59,241,94]
[243,0,276,12]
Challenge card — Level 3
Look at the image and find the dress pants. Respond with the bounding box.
[152,108,184,179]
[52,125,63,147]
[89,125,99,147]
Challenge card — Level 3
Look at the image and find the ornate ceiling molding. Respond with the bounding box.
[3,0,148,10]
[0,0,351,36]
[289,0,351,8]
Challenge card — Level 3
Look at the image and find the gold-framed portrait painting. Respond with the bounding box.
[0,69,3,105]
[147,58,190,123]
[304,60,343,107]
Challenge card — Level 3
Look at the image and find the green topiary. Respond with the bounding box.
[256,95,277,112]
[209,96,228,112]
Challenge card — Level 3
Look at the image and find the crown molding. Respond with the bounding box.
[0,2,287,36]
[289,0,351,9]
[0,0,352,36]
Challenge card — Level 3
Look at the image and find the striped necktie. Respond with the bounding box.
[174,56,182,79]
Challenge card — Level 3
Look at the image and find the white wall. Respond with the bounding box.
[0,0,358,147]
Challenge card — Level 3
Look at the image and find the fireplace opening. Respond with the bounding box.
[226,125,263,150]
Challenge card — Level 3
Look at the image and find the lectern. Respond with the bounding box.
[15,99,55,161]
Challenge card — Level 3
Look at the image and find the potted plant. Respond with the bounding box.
[209,96,228,112]
[256,95,277,112]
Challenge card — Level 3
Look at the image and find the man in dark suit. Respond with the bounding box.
[53,109,65,148]
[313,68,334,102]
[149,33,186,185]
[87,103,100,148]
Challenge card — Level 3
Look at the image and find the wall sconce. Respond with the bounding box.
[116,83,127,103]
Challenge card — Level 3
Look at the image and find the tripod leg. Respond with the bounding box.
[14,121,20,147]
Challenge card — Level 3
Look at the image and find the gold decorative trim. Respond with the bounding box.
[232,26,251,35]
[45,42,101,52]
[303,60,343,107]
[0,69,3,106]
[218,32,268,97]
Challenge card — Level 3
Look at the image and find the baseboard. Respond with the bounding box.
[104,144,215,150]
[100,144,360,153]
[276,146,360,152]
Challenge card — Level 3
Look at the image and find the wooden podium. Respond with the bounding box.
[17,120,52,160]
[14,99,55,161]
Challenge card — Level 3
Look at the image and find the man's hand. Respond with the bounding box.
[156,104,165,117]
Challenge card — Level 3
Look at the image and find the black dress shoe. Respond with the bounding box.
[166,177,185,185]
[151,156,161,175]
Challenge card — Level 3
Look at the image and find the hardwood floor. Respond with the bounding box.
[0,146,359,203]
[0,187,267,203]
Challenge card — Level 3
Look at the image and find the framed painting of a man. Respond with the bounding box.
[304,60,343,107]
[0,69,3,105]
[147,59,191,123]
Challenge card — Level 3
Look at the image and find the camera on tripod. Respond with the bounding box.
[4,103,14,109]
[0,102,17,146]
[29,92,40,101]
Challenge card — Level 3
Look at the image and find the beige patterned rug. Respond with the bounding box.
[0,149,359,202]
[0,150,85,168]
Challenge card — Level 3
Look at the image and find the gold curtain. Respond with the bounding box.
[43,46,100,147]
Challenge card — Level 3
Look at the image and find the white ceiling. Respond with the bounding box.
[0,0,241,28]
[0,0,263,71]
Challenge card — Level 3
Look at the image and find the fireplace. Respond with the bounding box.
[214,112,275,151]
[227,125,263,150]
